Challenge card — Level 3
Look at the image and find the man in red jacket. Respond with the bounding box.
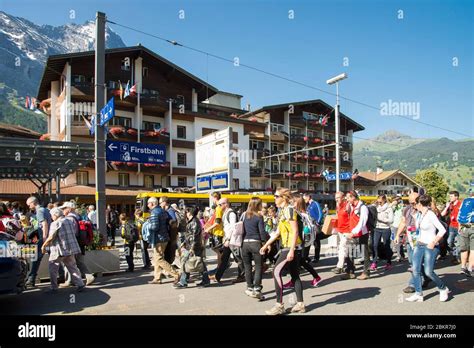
[441,191,462,264]
[332,191,351,274]
[341,191,371,280]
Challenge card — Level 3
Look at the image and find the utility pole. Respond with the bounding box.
[94,11,107,245]
[335,83,341,193]
[327,73,348,193]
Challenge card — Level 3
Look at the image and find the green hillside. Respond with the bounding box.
[0,84,47,133]
[354,134,474,195]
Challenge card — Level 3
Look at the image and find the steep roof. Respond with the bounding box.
[357,170,419,185]
[240,99,365,132]
[37,45,219,101]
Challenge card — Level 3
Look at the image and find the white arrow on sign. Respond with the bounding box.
[108,143,118,151]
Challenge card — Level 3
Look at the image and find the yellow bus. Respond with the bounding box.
[135,192,409,217]
[136,192,276,218]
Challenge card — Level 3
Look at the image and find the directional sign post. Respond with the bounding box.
[325,171,352,182]
[106,140,166,164]
[100,97,115,126]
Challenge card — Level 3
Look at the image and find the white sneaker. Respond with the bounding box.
[439,287,450,302]
[406,294,424,302]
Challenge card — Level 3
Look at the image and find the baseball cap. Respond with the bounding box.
[59,201,76,210]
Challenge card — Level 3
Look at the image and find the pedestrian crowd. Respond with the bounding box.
[0,187,472,314]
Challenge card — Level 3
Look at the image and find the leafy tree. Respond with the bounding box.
[415,169,449,204]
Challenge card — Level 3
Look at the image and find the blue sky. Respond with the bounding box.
[3,0,473,141]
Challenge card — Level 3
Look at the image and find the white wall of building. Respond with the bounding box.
[204,92,242,110]
[172,119,195,141]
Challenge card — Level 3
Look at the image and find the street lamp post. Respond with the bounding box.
[326,73,348,193]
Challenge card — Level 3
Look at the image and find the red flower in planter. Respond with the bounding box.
[127,128,138,136]
[303,136,308,142]
[144,163,157,167]
[126,162,137,167]
[39,133,50,141]
[109,126,124,136]
[111,161,122,166]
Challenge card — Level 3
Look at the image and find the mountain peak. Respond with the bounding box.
[376,129,412,141]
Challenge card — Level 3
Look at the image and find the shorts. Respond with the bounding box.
[458,226,474,252]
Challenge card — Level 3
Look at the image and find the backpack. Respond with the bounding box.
[174,209,187,233]
[366,205,378,232]
[229,210,245,248]
[457,198,474,224]
[141,220,152,243]
[122,222,139,243]
[77,220,94,246]
[296,211,318,248]
[109,210,119,226]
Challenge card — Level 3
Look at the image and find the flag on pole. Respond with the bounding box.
[124,80,130,99]
[130,83,137,96]
[82,115,92,131]
[118,80,123,100]
[321,115,329,126]
[29,97,36,110]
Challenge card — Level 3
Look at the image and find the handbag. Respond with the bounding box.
[184,252,205,273]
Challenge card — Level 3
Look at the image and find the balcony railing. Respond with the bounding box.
[108,161,171,174]
[254,148,270,159]
[270,130,289,142]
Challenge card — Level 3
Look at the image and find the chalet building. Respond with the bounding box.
[240,100,364,193]
[355,167,419,196]
[37,45,266,194]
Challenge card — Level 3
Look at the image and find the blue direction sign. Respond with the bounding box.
[100,97,115,126]
[326,172,352,181]
[106,140,166,164]
[196,172,230,192]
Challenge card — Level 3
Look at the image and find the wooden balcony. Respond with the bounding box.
[270,131,288,143]
[107,161,171,175]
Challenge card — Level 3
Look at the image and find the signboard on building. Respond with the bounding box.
[106,140,166,164]
[325,172,352,181]
[195,127,233,193]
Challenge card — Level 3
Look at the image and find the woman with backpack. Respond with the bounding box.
[283,196,321,289]
[241,197,267,299]
[174,207,210,288]
[119,213,139,273]
[406,195,450,302]
[260,188,305,315]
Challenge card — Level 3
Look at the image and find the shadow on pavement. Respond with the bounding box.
[306,286,382,313]
[0,286,111,315]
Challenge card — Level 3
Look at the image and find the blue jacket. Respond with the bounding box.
[307,200,323,225]
[148,206,170,245]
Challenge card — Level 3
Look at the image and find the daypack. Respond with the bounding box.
[141,220,152,243]
[122,222,139,243]
[296,211,318,248]
[77,220,94,246]
[174,209,187,233]
[457,198,474,224]
[366,205,378,232]
[229,210,244,248]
